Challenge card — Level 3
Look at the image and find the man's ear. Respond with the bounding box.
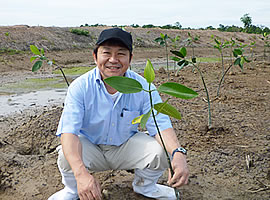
[93,52,97,64]
[129,54,133,63]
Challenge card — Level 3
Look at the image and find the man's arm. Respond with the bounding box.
[61,133,102,200]
[154,128,189,187]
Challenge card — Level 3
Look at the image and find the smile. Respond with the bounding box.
[106,66,121,70]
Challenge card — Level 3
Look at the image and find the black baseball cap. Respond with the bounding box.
[96,28,133,53]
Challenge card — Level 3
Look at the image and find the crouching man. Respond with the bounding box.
[49,27,188,200]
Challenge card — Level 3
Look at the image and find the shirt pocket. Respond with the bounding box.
[119,110,140,135]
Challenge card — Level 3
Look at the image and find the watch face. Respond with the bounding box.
[178,147,187,154]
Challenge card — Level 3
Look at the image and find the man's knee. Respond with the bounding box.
[146,142,168,170]
[57,145,73,173]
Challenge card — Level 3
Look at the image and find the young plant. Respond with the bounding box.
[169,35,180,72]
[261,32,270,60]
[155,33,170,78]
[184,32,200,59]
[216,47,250,96]
[171,47,212,129]
[228,38,236,65]
[104,60,198,199]
[30,45,70,87]
[248,39,256,67]
[211,35,230,77]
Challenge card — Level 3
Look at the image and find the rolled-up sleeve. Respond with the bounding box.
[56,81,85,136]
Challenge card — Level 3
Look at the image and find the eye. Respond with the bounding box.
[118,52,126,56]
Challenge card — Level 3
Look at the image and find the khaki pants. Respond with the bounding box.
[57,132,169,173]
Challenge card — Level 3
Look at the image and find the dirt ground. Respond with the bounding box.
[0,26,270,200]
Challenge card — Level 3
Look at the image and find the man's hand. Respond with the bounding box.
[167,153,189,188]
[76,170,102,200]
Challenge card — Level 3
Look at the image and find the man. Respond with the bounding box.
[49,28,188,200]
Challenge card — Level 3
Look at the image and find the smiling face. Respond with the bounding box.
[93,42,132,80]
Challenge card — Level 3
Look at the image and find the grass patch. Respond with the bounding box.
[53,66,95,76]
[0,77,66,93]
[187,57,221,63]
[0,48,24,55]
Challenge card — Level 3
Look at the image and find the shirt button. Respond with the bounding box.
[110,138,112,141]
[112,123,115,126]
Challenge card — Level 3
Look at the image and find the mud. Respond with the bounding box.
[0,26,270,200]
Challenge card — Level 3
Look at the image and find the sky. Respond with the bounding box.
[0,0,269,28]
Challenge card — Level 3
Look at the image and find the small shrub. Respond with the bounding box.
[70,28,89,36]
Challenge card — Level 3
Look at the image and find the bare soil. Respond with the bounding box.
[0,26,269,200]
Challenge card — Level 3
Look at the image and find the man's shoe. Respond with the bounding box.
[133,183,177,200]
[48,187,79,200]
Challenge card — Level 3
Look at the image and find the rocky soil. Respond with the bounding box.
[0,26,269,200]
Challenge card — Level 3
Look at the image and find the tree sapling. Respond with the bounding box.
[104,59,198,199]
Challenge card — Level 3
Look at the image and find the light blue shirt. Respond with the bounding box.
[56,67,172,146]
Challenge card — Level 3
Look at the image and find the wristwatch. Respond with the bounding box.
[171,147,187,158]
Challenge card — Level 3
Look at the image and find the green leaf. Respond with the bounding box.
[154,102,181,120]
[170,50,184,58]
[177,60,189,68]
[179,47,187,57]
[30,56,39,62]
[160,33,165,39]
[104,76,143,93]
[140,109,152,129]
[32,60,43,72]
[30,45,41,55]
[164,34,168,40]
[234,57,241,66]
[243,56,251,63]
[144,59,155,83]
[160,41,165,46]
[41,48,45,56]
[154,37,162,43]
[233,48,242,57]
[240,56,245,67]
[170,56,181,62]
[158,82,198,99]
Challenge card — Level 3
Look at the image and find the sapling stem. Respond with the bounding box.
[191,63,212,129]
[217,64,233,97]
[148,84,180,200]
[55,65,70,87]
[165,41,170,79]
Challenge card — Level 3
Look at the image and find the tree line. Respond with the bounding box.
[81,14,269,35]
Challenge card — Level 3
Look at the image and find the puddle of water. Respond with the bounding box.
[0,89,67,116]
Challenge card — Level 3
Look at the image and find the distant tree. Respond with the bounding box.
[142,24,155,28]
[206,26,215,30]
[218,24,226,32]
[240,14,252,28]
[131,24,140,28]
[175,22,182,29]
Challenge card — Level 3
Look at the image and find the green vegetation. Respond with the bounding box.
[171,47,212,129]
[53,66,94,76]
[30,45,70,86]
[154,33,170,78]
[0,77,65,92]
[80,14,269,35]
[0,48,24,55]
[70,28,90,36]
